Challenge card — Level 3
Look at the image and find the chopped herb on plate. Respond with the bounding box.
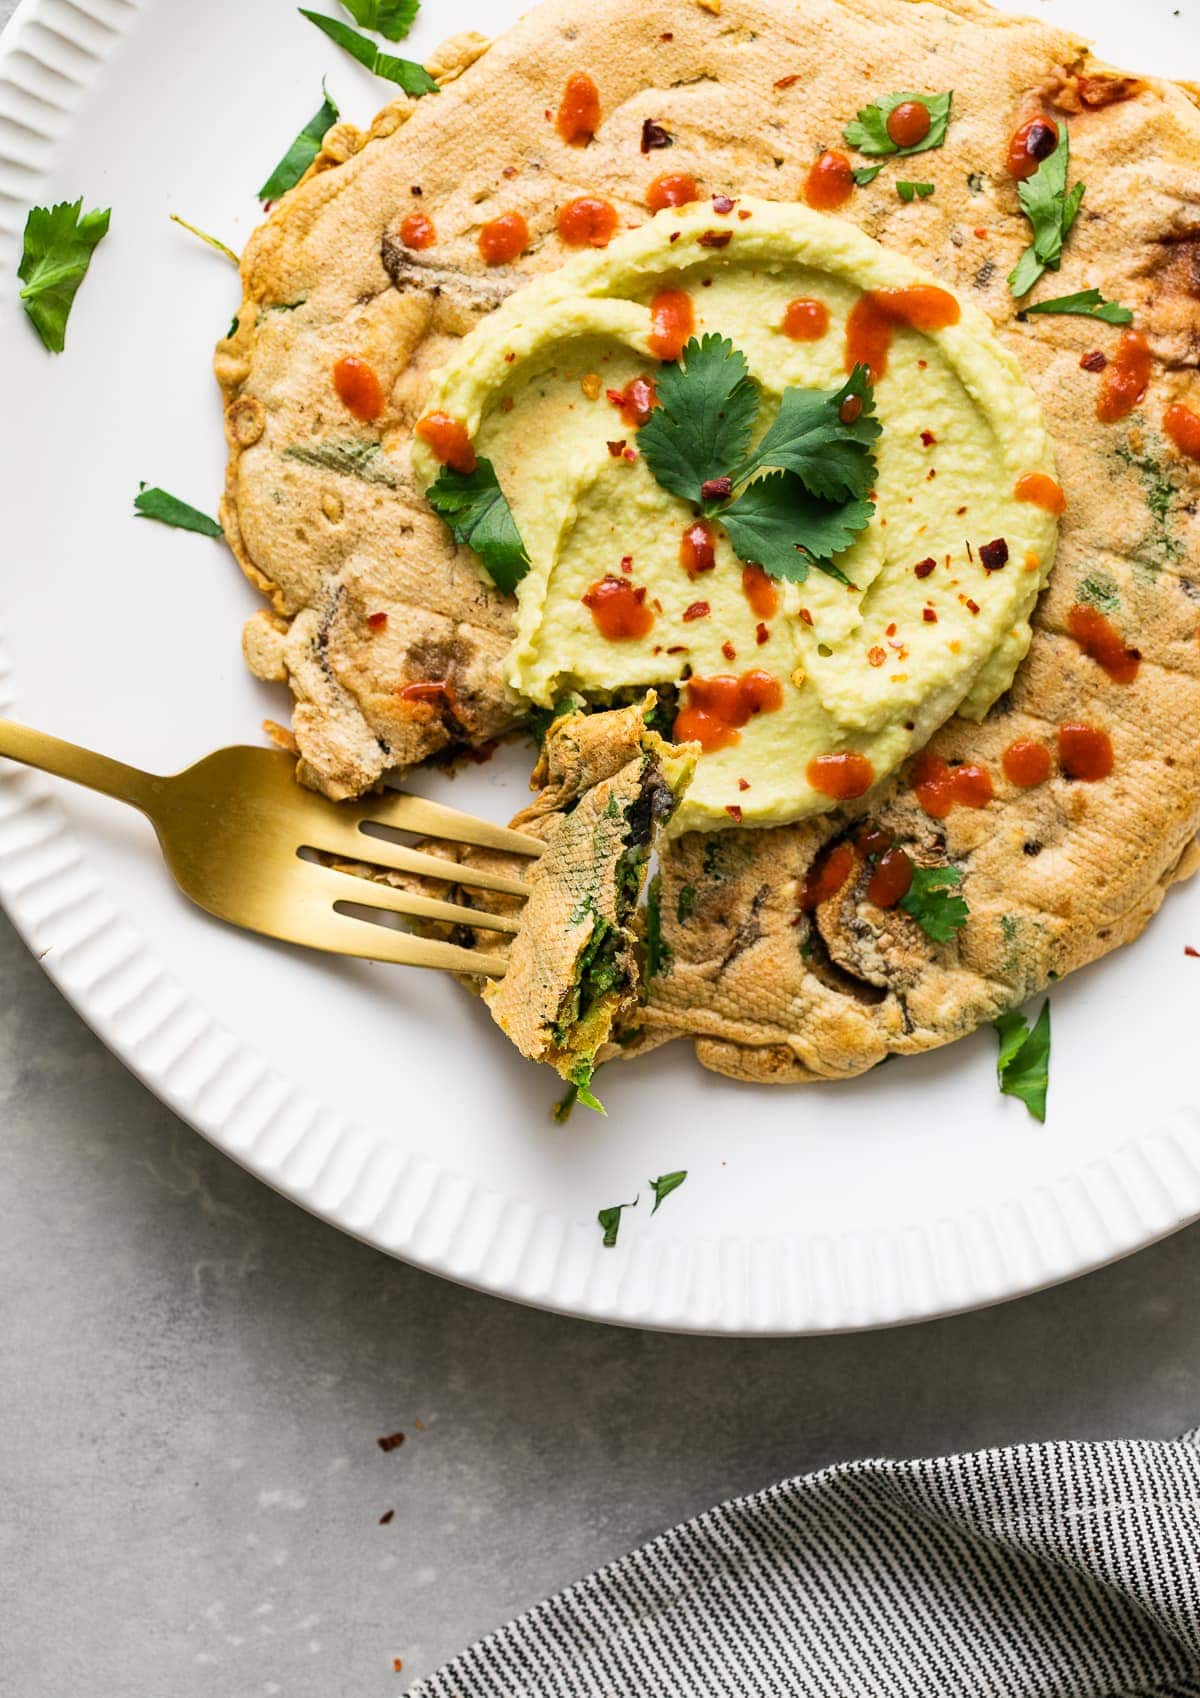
[299,9,438,96]
[133,485,224,538]
[426,458,530,594]
[170,214,239,265]
[994,999,1051,1121]
[259,83,340,201]
[598,1195,637,1247]
[18,199,111,353]
[1018,286,1132,326]
[649,1170,687,1213]
[851,164,884,187]
[843,90,953,158]
[896,181,935,202]
[899,864,968,942]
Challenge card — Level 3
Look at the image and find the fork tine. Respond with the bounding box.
[318,910,509,976]
[301,820,531,898]
[315,863,522,935]
[353,789,544,857]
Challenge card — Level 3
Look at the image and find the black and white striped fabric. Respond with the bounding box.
[409,1436,1200,1696]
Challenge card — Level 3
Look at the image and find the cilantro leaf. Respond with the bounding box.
[736,365,880,503]
[638,335,759,507]
[899,864,968,942]
[843,90,953,158]
[598,1195,637,1247]
[133,485,224,538]
[1008,129,1085,298]
[1018,287,1132,326]
[426,458,529,595]
[994,999,1050,1122]
[299,9,438,96]
[170,214,238,264]
[338,0,419,39]
[649,1171,687,1214]
[721,472,870,583]
[852,164,884,187]
[17,199,110,353]
[896,181,935,202]
[259,84,340,201]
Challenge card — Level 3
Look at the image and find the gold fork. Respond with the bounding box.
[0,720,542,977]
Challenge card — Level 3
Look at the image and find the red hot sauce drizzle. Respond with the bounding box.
[801,840,856,909]
[399,211,436,250]
[415,410,476,473]
[557,196,618,247]
[1001,739,1051,788]
[804,150,855,212]
[844,287,961,382]
[333,356,384,422]
[1015,471,1066,514]
[556,73,601,146]
[674,670,783,752]
[1096,330,1151,423]
[782,297,830,342]
[887,101,932,149]
[807,751,875,800]
[741,561,779,618]
[1164,403,1200,460]
[607,376,657,426]
[1006,115,1060,180]
[1066,603,1141,684]
[1058,723,1113,781]
[680,519,716,577]
[648,289,695,360]
[582,576,655,640]
[478,212,529,266]
[647,171,700,212]
[866,846,914,908]
[912,750,994,817]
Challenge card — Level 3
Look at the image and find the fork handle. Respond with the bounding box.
[0,718,156,810]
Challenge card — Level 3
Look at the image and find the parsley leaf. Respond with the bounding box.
[18,199,110,353]
[259,83,340,201]
[852,164,884,187]
[896,181,935,202]
[899,864,968,942]
[426,458,529,595]
[299,10,438,96]
[1008,129,1085,298]
[638,335,759,507]
[994,1000,1050,1122]
[598,1196,637,1247]
[133,485,224,538]
[1018,286,1132,326]
[338,0,419,40]
[737,365,880,503]
[721,472,869,583]
[170,214,239,264]
[843,90,953,158]
[649,1171,687,1214]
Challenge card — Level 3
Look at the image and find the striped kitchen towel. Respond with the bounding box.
[409,1435,1200,1696]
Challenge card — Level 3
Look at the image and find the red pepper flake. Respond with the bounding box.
[393,1659,404,1675]
[367,611,389,631]
[799,608,813,625]
[738,777,750,791]
[1186,946,1200,958]
[698,229,733,248]
[700,475,733,502]
[756,622,769,645]
[712,193,735,214]
[914,557,936,579]
[623,447,638,462]
[775,72,799,88]
[979,538,1009,572]
[885,622,897,637]
[619,554,633,573]
[606,376,658,426]
[641,118,672,152]
[722,640,736,661]
[660,29,674,39]
[725,804,743,821]
[965,540,975,562]
[607,439,627,456]
[868,646,886,667]
[920,429,936,447]
[501,166,517,179]
[669,231,681,243]
[965,597,980,614]
[683,600,710,621]
[974,227,989,240]
[379,1509,395,1525]
[666,643,688,653]
[956,505,968,516]
[1080,350,1108,372]
[923,607,937,623]
[377,1432,406,1452]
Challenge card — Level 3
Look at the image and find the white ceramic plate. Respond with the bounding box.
[3,0,1199,1335]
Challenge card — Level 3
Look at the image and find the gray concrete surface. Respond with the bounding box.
[5,904,1200,1697]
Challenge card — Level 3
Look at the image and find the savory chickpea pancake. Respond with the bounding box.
[217,0,1200,1091]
